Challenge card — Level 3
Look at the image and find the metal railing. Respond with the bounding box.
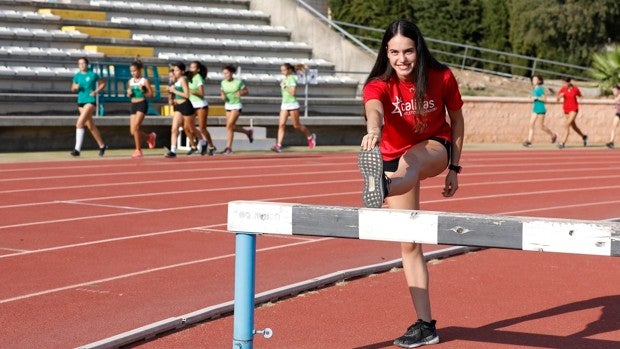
[326,19,594,82]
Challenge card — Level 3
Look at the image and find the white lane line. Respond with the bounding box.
[500,199,620,215]
[0,237,332,305]
[422,184,620,204]
[0,247,30,253]
[0,154,359,174]
[0,224,227,259]
[0,177,359,213]
[0,161,358,183]
[1,182,619,232]
[3,170,620,211]
[0,169,357,196]
[58,200,155,212]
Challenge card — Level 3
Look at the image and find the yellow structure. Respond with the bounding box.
[160,105,226,117]
[84,45,154,57]
[38,8,107,21]
[62,26,131,39]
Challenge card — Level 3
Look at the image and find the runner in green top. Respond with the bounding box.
[165,61,202,158]
[126,58,156,158]
[189,61,215,155]
[219,64,253,154]
[271,63,316,153]
[522,75,556,147]
[69,57,107,157]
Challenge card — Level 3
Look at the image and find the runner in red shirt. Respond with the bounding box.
[357,19,464,348]
[556,77,588,148]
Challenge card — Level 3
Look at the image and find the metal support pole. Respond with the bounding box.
[304,78,309,118]
[232,233,257,349]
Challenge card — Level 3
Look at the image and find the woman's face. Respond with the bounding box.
[171,66,183,78]
[532,76,540,85]
[77,59,88,72]
[280,65,289,76]
[190,63,199,74]
[130,65,140,78]
[222,68,233,80]
[387,34,417,81]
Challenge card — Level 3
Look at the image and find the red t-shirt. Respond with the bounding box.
[363,68,463,160]
[558,85,581,113]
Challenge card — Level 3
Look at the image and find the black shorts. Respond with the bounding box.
[174,100,195,116]
[77,102,94,108]
[130,100,148,114]
[382,137,452,173]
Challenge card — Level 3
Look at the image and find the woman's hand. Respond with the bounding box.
[442,171,459,197]
[360,132,380,151]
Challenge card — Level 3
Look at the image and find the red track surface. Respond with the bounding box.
[0,149,619,349]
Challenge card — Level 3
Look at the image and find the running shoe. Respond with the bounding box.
[70,149,80,157]
[98,144,108,157]
[132,149,143,158]
[606,142,614,149]
[358,146,389,208]
[247,128,254,143]
[271,144,282,153]
[165,151,176,158]
[551,133,557,143]
[187,147,198,156]
[207,146,216,156]
[147,132,157,149]
[522,141,532,148]
[582,135,588,147]
[308,133,316,149]
[558,143,565,149]
[221,147,232,155]
[393,319,439,348]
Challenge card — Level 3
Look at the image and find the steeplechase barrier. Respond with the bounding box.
[226,200,620,349]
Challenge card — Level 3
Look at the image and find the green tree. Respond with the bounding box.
[479,0,511,72]
[590,47,620,90]
[328,0,416,48]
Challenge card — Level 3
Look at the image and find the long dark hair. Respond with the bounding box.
[191,60,207,79]
[365,19,446,109]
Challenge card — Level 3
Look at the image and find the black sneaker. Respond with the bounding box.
[358,146,389,208]
[558,143,565,149]
[207,146,216,156]
[393,319,439,348]
[98,145,108,157]
[522,141,532,148]
[187,147,198,156]
[70,149,80,157]
[606,142,614,149]
[165,151,176,158]
[582,135,588,147]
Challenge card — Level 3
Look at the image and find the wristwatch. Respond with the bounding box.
[448,164,462,173]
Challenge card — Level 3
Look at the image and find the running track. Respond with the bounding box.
[0,148,619,348]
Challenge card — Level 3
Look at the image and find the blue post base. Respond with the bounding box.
[232,233,256,349]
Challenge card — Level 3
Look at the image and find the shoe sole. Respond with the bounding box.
[393,335,440,348]
[358,146,384,208]
[148,133,157,149]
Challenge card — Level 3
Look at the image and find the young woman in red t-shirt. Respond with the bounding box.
[556,77,588,148]
[358,19,464,348]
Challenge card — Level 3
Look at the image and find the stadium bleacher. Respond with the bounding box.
[0,0,365,151]
[0,0,360,116]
